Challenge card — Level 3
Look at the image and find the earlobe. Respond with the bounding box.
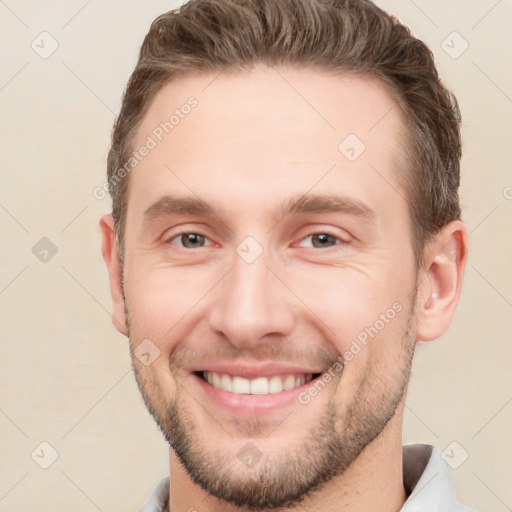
[99,214,128,336]
[416,221,468,342]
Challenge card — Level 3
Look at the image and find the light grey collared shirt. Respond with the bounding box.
[139,444,474,511]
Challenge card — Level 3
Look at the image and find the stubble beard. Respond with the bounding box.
[126,296,417,510]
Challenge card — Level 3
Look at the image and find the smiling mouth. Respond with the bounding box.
[195,371,323,395]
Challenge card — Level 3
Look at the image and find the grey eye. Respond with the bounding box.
[178,233,206,248]
[310,233,338,248]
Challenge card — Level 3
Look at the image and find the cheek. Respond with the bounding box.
[124,266,188,340]
[329,299,413,414]
[287,265,407,348]
[123,260,225,350]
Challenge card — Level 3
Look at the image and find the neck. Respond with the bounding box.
[167,403,407,512]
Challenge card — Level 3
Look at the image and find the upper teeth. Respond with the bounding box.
[203,372,314,395]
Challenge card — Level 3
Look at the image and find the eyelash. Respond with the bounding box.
[299,232,345,249]
[166,231,346,250]
[167,232,215,249]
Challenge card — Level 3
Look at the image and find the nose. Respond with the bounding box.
[207,248,295,349]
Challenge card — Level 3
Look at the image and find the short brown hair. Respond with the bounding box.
[107,0,462,264]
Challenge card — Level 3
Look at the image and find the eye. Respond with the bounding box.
[298,232,342,249]
[168,232,211,249]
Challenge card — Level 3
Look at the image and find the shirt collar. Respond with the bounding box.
[401,444,473,511]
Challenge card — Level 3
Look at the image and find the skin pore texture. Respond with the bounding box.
[100,66,468,511]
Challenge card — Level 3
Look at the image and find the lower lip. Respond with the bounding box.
[190,373,320,415]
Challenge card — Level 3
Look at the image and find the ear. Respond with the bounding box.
[416,220,469,342]
[100,214,128,336]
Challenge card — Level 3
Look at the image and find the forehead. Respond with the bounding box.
[127,66,408,223]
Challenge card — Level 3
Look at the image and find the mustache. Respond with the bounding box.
[168,343,341,371]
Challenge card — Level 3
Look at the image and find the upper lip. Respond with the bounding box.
[191,363,325,380]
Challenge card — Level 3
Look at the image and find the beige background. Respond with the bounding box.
[0,0,511,510]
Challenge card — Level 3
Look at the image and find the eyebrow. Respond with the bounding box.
[281,194,376,221]
[142,193,376,227]
[144,196,212,220]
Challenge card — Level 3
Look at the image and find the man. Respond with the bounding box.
[100,0,473,510]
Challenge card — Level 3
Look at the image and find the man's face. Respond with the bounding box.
[122,67,419,508]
